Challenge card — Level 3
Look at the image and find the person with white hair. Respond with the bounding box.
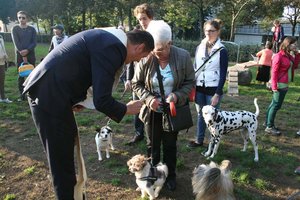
[132,20,195,191]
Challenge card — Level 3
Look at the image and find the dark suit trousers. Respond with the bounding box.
[145,111,178,179]
[28,96,77,200]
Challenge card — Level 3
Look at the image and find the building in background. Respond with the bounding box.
[234,21,300,45]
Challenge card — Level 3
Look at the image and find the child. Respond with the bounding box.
[256,41,273,85]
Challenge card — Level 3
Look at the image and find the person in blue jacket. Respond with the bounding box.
[23,28,154,200]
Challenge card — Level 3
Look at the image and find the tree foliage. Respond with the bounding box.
[0,0,16,31]
[1,0,300,41]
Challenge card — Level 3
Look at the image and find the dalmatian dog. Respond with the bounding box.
[202,98,259,162]
[95,126,114,161]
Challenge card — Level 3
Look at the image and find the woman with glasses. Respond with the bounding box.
[132,20,194,191]
[188,19,228,148]
[11,11,37,101]
[265,36,300,135]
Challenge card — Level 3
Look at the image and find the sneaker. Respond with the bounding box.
[263,122,280,130]
[187,141,203,148]
[265,127,281,136]
[0,98,12,103]
[296,130,300,136]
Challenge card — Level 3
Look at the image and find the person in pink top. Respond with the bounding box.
[265,36,300,135]
[256,41,273,84]
[271,19,284,53]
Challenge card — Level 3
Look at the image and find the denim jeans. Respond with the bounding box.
[194,91,221,143]
[266,89,288,128]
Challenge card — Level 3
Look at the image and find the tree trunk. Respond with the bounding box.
[128,7,132,31]
[82,9,86,31]
[292,24,296,36]
[230,15,236,42]
[198,0,204,40]
[35,16,42,43]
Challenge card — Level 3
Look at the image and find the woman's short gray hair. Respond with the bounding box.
[146,20,172,45]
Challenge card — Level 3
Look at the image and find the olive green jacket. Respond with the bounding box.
[132,45,195,125]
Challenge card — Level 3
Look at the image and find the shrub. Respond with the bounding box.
[173,39,262,63]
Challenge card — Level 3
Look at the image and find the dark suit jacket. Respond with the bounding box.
[23,29,127,122]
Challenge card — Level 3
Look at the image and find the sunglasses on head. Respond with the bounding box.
[18,16,26,20]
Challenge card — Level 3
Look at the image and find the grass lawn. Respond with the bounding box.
[0,42,299,200]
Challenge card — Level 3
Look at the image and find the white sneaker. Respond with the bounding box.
[0,98,13,103]
[297,130,300,136]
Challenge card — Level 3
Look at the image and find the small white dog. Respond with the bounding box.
[127,154,168,200]
[95,126,114,161]
[192,160,235,200]
[202,98,259,162]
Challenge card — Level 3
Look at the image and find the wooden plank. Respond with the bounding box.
[228,77,238,81]
[228,82,238,87]
[229,72,238,77]
[227,87,239,95]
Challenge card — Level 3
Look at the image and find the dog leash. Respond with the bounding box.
[138,114,159,185]
[139,58,163,183]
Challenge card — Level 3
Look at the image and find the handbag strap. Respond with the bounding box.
[195,46,224,75]
[0,39,7,57]
[155,62,169,115]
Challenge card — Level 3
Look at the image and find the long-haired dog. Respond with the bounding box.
[202,98,259,162]
[95,126,114,161]
[192,160,235,200]
[127,154,168,200]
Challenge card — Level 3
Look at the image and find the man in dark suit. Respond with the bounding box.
[23,28,154,200]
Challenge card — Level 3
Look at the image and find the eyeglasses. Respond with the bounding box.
[205,29,217,33]
[18,16,26,20]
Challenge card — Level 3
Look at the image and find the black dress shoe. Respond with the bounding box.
[126,134,144,145]
[166,179,176,191]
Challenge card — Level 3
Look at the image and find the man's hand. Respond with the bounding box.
[126,100,143,115]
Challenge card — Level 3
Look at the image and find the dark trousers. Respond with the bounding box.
[28,96,77,200]
[145,111,177,179]
[133,92,144,136]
